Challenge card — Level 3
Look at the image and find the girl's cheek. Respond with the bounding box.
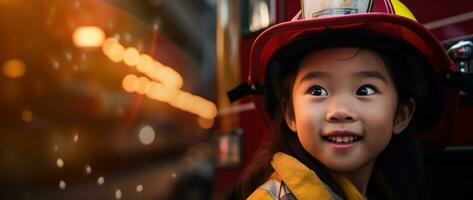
[300,103,325,129]
[363,101,397,131]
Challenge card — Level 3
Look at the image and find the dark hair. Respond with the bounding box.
[238,30,443,200]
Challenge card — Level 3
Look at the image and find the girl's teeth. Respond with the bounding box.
[327,136,359,143]
[336,137,342,142]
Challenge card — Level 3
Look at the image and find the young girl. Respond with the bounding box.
[236,0,453,199]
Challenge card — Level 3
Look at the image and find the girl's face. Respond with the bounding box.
[285,48,412,173]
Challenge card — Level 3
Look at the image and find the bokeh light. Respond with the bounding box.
[138,125,155,145]
[104,42,125,63]
[59,180,66,190]
[51,59,60,70]
[2,59,26,78]
[115,189,122,199]
[72,26,105,48]
[64,51,73,61]
[122,74,139,93]
[136,76,151,95]
[21,110,33,122]
[198,117,215,129]
[56,158,64,168]
[97,176,105,185]
[73,133,79,143]
[85,165,92,175]
[117,49,217,119]
[136,184,143,192]
[142,80,217,119]
[101,38,184,89]
[149,64,183,89]
[136,54,153,73]
[122,47,140,66]
[101,38,118,55]
[145,81,172,102]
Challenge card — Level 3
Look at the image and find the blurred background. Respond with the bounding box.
[0,0,217,199]
[0,0,472,199]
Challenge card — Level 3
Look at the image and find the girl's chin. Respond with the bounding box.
[321,159,373,173]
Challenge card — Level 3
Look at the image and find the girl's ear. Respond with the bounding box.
[282,99,297,133]
[393,98,416,134]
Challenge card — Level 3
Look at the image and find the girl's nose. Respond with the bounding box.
[326,98,357,122]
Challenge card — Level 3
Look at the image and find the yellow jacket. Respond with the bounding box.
[247,152,391,200]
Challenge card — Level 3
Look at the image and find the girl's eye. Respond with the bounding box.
[356,85,378,96]
[308,86,328,96]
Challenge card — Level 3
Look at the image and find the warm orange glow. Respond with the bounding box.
[207,105,218,119]
[144,84,218,119]
[59,180,66,190]
[194,97,208,116]
[136,54,153,73]
[85,165,92,174]
[21,110,33,122]
[97,176,105,185]
[136,184,144,192]
[163,67,184,89]
[105,42,125,63]
[167,90,217,119]
[56,158,64,168]
[193,96,218,120]
[115,189,122,199]
[123,47,140,66]
[113,43,217,119]
[149,65,183,89]
[207,103,218,119]
[169,91,184,109]
[101,38,118,55]
[2,59,26,78]
[140,80,218,119]
[145,81,178,102]
[122,74,139,93]
[101,40,185,90]
[145,82,166,101]
[73,133,79,143]
[146,69,166,85]
[198,117,215,129]
[136,76,151,95]
[72,26,105,48]
[145,82,163,100]
[180,92,198,112]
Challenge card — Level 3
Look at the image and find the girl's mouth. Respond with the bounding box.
[321,130,363,147]
[322,136,362,144]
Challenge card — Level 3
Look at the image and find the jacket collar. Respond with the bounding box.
[271,152,367,200]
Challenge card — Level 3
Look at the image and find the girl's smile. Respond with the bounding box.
[322,129,363,151]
